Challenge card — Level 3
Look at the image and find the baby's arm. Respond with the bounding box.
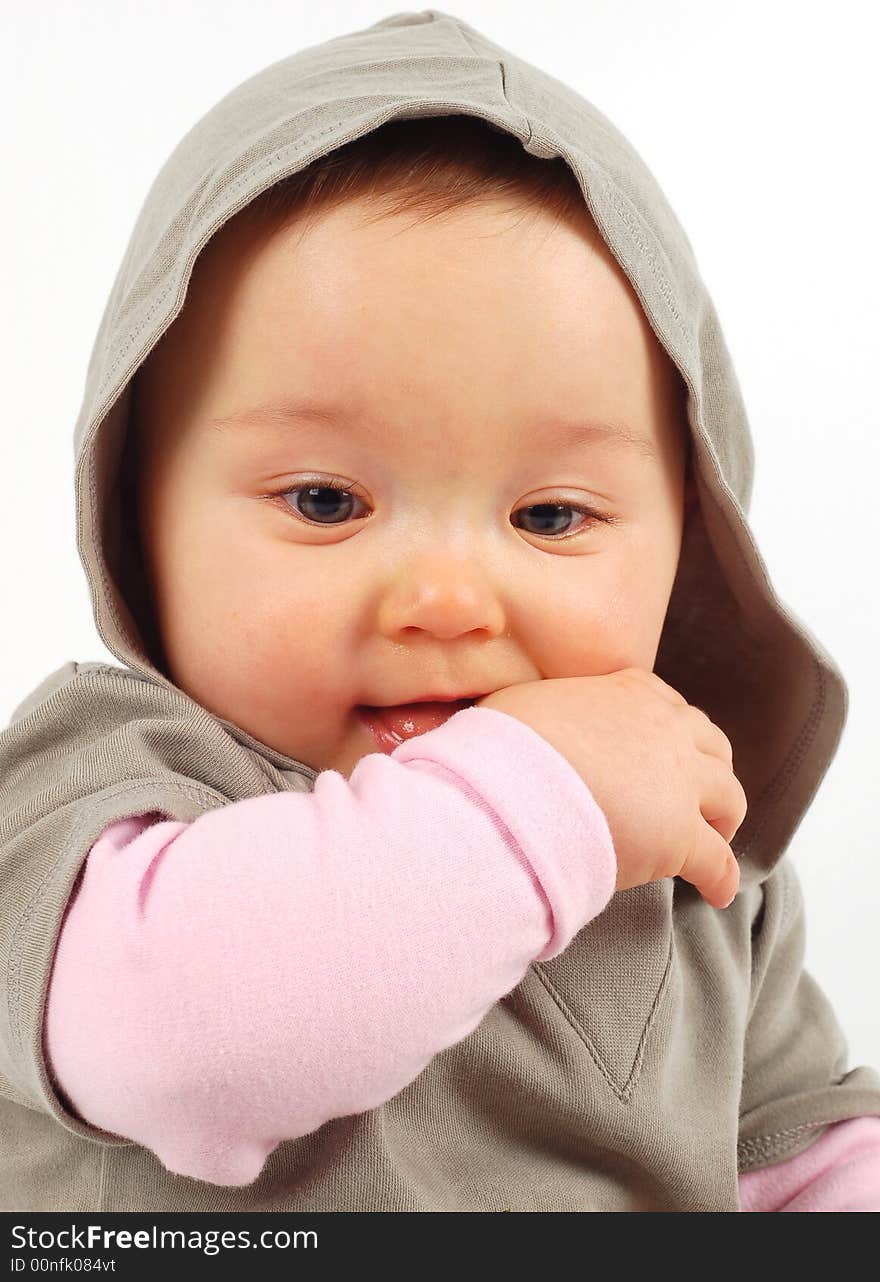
[43,706,616,1187]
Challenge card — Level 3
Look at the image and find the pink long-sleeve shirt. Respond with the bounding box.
[43,706,880,1208]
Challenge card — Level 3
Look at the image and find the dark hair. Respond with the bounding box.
[236,112,600,243]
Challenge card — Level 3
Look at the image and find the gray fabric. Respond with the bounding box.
[2,8,878,1211]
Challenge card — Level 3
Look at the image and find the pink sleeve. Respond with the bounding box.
[738,1116,880,1211]
[44,705,616,1187]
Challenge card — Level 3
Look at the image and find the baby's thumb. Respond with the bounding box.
[681,821,740,910]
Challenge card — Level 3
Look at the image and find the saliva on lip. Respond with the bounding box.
[362,701,472,752]
[384,718,415,744]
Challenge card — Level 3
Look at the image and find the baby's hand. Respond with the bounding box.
[476,668,746,909]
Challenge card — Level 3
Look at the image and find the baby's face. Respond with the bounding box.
[134,192,694,777]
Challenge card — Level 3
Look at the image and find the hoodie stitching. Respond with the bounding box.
[737,1120,831,1169]
[93,85,502,412]
[96,1145,108,1212]
[533,927,675,1102]
[452,24,534,146]
[605,189,696,360]
[778,856,792,939]
[90,69,697,412]
[455,22,696,364]
[452,16,696,362]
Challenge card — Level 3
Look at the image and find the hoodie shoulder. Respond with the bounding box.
[5,661,80,727]
[1,661,279,811]
[0,661,280,1143]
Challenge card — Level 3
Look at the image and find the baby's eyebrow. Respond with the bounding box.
[209,398,659,460]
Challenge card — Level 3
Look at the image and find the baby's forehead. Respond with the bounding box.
[134,192,691,465]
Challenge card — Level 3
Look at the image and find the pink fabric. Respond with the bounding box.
[44,706,617,1186]
[738,1116,880,1211]
[43,700,880,1205]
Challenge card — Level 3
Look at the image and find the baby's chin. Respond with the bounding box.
[255,709,381,781]
[316,740,375,782]
[305,705,433,780]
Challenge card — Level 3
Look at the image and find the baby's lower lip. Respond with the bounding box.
[357,701,475,752]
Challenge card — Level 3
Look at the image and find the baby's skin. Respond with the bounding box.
[127,175,742,915]
[479,667,746,909]
[132,193,700,786]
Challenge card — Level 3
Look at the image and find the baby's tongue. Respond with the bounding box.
[361,700,474,748]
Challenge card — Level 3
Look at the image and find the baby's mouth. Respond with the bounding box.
[357,699,477,752]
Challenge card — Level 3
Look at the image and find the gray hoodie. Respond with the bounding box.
[2,9,879,1212]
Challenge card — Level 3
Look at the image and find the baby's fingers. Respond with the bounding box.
[699,753,748,844]
[679,821,741,910]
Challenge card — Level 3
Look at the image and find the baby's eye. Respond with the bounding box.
[512,501,610,539]
[268,480,614,540]
[276,481,366,526]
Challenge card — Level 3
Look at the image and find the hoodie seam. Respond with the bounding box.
[533,927,675,1102]
[452,23,534,147]
[94,76,511,416]
[453,19,695,363]
[737,1120,831,1170]
[603,188,697,360]
[97,1145,108,1212]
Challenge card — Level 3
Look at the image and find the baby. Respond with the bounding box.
[2,10,879,1213]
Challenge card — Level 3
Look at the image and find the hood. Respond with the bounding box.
[72,8,846,886]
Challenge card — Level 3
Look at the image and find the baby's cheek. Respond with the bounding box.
[218,591,350,714]
[532,561,663,676]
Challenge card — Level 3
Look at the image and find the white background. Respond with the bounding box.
[2,1,878,1072]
